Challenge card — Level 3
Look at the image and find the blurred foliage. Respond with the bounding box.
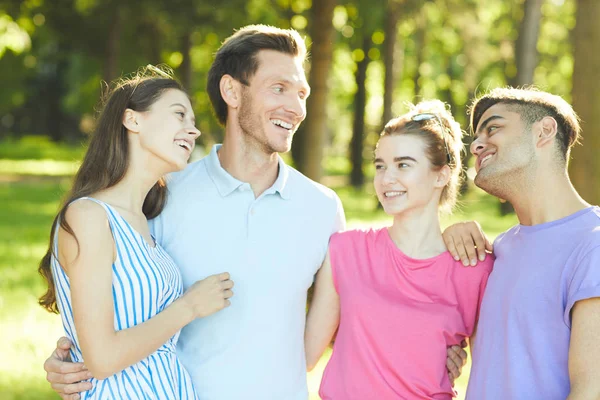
[0,0,575,144]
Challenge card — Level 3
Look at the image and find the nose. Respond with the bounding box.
[187,123,201,140]
[382,167,398,185]
[285,93,306,121]
[470,136,485,156]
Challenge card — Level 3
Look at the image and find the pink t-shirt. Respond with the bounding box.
[319,228,493,400]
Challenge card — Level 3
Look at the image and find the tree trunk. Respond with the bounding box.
[412,8,425,100]
[47,46,69,142]
[514,0,543,86]
[570,0,600,205]
[350,37,371,188]
[292,0,337,180]
[381,3,403,129]
[102,7,121,83]
[179,31,193,91]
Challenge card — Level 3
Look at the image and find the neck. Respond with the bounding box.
[388,201,446,259]
[503,167,590,226]
[95,141,169,215]
[219,125,280,198]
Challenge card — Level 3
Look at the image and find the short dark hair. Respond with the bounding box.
[206,25,307,126]
[469,87,581,162]
[381,100,464,213]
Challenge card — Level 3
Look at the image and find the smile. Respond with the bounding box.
[479,153,494,168]
[174,139,193,152]
[271,119,293,130]
[384,191,406,198]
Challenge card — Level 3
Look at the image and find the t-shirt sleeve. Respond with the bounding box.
[458,256,494,336]
[473,257,494,333]
[328,231,360,295]
[332,192,347,233]
[564,245,600,328]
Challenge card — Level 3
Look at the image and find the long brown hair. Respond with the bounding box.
[39,67,184,313]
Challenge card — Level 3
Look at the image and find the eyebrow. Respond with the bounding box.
[476,115,505,136]
[374,156,418,163]
[170,103,195,124]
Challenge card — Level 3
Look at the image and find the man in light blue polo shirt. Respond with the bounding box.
[43,25,468,400]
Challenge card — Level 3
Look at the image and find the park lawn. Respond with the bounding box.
[0,137,517,399]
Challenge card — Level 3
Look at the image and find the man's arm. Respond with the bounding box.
[442,221,493,267]
[567,297,600,400]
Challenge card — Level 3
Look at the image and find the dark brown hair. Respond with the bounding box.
[469,87,581,163]
[380,100,464,212]
[206,24,307,126]
[39,66,184,313]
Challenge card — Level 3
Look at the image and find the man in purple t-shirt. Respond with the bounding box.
[443,87,600,399]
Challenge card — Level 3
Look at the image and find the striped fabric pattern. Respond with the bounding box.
[50,197,198,399]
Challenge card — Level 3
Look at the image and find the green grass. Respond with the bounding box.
[0,136,86,161]
[0,138,517,399]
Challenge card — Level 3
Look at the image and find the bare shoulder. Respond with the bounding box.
[63,199,110,233]
[58,199,114,268]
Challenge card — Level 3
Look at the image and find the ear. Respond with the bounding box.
[123,109,140,133]
[434,165,451,189]
[536,116,558,149]
[220,74,243,109]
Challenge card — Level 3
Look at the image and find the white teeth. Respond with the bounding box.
[271,119,293,130]
[174,140,191,151]
[384,191,406,198]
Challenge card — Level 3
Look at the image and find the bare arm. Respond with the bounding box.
[59,201,232,380]
[304,251,340,371]
[442,221,493,267]
[567,297,600,400]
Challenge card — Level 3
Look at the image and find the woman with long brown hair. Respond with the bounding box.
[38,67,233,399]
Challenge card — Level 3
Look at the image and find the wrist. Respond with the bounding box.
[173,296,196,324]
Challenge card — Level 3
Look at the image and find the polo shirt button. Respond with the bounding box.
[250,209,256,215]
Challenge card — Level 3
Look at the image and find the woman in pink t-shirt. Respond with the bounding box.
[305,100,493,399]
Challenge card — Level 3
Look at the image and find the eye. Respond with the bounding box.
[273,85,284,93]
[374,164,385,170]
[176,111,185,119]
[299,91,307,100]
[487,125,499,134]
[397,163,409,168]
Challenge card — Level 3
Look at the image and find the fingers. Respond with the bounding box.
[445,235,460,262]
[484,235,494,253]
[454,235,471,267]
[60,393,81,400]
[446,345,466,376]
[220,279,234,290]
[57,337,73,350]
[218,272,230,281]
[52,379,93,395]
[446,358,459,383]
[472,228,488,263]
[47,368,92,385]
[55,378,93,398]
[45,356,88,375]
[223,289,234,299]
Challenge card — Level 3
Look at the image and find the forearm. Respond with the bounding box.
[80,298,193,379]
[304,310,339,371]
[567,386,600,400]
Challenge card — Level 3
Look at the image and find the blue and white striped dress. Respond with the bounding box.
[50,197,198,399]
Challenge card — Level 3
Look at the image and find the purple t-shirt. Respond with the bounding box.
[466,206,600,399]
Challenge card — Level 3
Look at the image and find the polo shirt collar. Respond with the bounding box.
[205,144,291,200]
